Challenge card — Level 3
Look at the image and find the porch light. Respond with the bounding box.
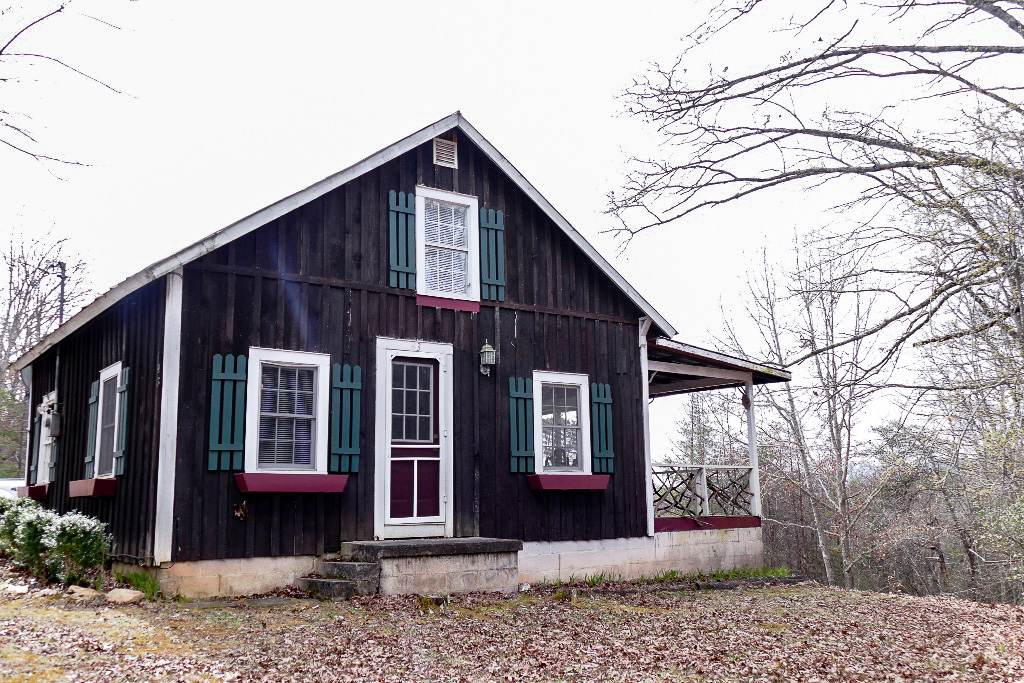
[479,340,497,376]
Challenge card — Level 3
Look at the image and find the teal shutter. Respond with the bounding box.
[388,190,416,289]
[480,208,506,301]
[113,368,130,476]
[84,380,99,479]
[591,383,614,474]
[28,412,40,485]
[509,377,534,473]
[330,363,362,474]
[208,354,247,471]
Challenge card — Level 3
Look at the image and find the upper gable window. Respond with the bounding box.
[415,186,480,302]
[433,138,457,168]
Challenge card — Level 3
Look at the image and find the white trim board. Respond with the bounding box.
[13,112,675,372]
[154,269,183,564]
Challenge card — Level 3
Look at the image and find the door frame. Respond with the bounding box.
[374,337,455,540]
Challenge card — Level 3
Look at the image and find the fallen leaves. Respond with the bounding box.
[0,584,1023,681]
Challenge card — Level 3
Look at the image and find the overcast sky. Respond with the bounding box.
[1,0,826,457]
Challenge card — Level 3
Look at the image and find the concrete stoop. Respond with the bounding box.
[297,561,381,599]
[298,537,523,598]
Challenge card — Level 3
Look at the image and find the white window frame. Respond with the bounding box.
[415,185,480,302]
[94,361,123,479]
[244,347,331,475]
[35,390,56,486]
[532,370,592,476]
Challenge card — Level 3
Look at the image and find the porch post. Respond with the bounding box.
[745,374,762,517]
[639,317,654,536]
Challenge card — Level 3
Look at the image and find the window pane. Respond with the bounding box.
[424,246,468,295]
[97,376,118,476]
[257,362,318,470]
[392,414,403,440]
[424,199,468,249]
[418,391,430,416]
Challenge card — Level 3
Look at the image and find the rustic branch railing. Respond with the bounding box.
[652,464,754,517]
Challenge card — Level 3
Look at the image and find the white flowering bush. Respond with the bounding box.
[0,497,39,556]
[12,506,59,577]
[47,512,111,583]
[0,499,110,582]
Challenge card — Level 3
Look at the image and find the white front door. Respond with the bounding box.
[374,338,454,539]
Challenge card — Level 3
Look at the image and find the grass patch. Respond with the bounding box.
[114,569,161,600]
[638,566,791,585]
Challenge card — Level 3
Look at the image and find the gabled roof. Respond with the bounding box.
[13,112,676,372]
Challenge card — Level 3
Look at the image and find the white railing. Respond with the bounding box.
[652,464,756,517]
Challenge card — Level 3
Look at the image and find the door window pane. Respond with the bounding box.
[391,361,434,443]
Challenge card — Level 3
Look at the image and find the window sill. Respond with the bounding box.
[416,294,480,313]
[17,484,49,500]
[234,473,349,493]
[69,478,117,498]
[527,474,610,491]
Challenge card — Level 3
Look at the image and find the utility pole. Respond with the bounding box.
[56,260,65,325]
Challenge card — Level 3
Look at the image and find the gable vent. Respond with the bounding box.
[433,138,458,169]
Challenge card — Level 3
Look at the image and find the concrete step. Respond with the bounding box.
[296,577,357,600]
[319,561,380,595]
[340,537,523,562]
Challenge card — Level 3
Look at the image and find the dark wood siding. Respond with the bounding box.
[28,279,166,563]
[172,132,649,561]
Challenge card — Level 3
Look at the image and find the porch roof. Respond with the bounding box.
[647,337,791,397]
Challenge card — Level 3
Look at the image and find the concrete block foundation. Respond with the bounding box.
[518,527,763,584]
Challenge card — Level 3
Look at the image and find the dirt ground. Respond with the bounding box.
[1,581,1023,682]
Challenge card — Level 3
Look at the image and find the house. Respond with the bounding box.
[14,113,790,597]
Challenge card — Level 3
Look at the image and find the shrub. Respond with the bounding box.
[12,505,59,578]
[0,498,40,556]
[47,512,111,584]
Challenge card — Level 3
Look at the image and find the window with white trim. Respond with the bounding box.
[415,186,480,301]
[36,391,56,485]
[532,371,592,474]
[94,362,123,478]
[245,348,330,474]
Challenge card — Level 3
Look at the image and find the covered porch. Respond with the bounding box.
[641,335,791,534]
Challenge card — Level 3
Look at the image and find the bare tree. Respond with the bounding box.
[0,236,87,475]
[727,244,904,587]
[612,1,1024,366]
[0,2,121,165]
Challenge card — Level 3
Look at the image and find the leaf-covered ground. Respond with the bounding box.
[1,583,1022,682]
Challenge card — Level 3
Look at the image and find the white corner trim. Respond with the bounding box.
[154,269,183,564]
[12,112,675,373]
[639,317,654,536]
[244,347,331,475]
[20,366,32,484]
[531,370,592,475]
[415,185,480,302]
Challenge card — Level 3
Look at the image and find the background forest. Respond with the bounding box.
[626,0,1024,603]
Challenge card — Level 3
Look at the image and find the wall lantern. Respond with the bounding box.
[479,340,497,376]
